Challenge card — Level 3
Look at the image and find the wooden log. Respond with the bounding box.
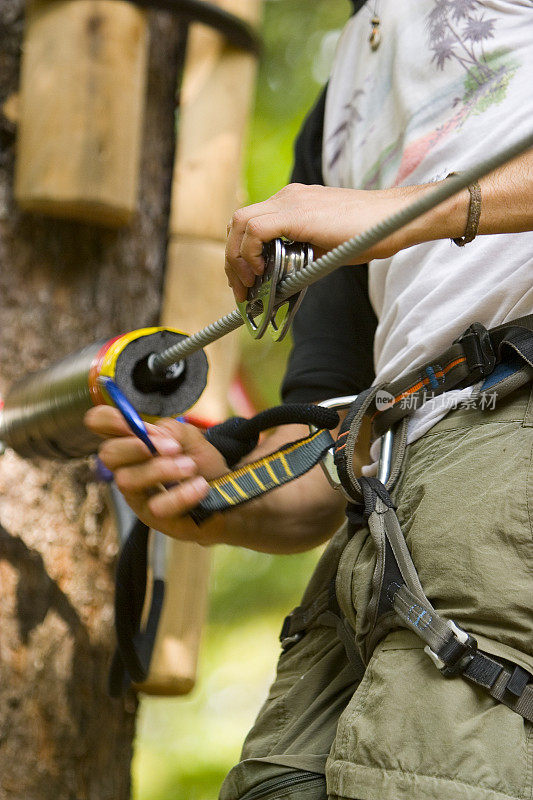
[136,536,211,695]
[15,0,149,226]
[139,0,262,696]
[169,0,262,240]
[163,239,241,420]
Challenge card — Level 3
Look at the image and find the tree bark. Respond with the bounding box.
[0,4,184,797]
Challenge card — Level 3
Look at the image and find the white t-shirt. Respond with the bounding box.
[323,0,533,453]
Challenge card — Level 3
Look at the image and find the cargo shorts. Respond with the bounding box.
[219,384,533,800]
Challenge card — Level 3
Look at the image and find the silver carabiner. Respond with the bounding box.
[377,429,394,485]
[309,395,357,490]
[309,396,395,493]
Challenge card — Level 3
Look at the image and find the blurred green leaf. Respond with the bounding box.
[247,0,351,203]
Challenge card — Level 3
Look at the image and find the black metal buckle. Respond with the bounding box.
[279,612,305,652]
[440,631,478,678]
[456,322,497,379]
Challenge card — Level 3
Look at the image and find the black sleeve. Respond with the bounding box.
[281,86,377,403]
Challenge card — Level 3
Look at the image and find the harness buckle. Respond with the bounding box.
[424,620,478,677]
[280,611,305,651]
[456,322,497,380]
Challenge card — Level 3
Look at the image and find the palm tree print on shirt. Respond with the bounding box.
[428,0,516,108]
[429,0,496,74]
[393,0,519,185]
[326,1,519,188]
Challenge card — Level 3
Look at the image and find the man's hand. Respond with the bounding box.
[85,405,352,553]
[224,182,429,302]
[85,405,228,545]
[225,147,533,303]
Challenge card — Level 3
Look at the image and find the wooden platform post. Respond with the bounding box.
[138,0,262,696]
[14,0,149,226]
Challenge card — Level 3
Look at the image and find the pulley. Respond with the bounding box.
[0,327,208,460]
[237,239,313,341]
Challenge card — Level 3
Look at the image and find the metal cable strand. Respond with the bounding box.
[279,130,533,298]
[151,310,244,367]
[151,131,533,372]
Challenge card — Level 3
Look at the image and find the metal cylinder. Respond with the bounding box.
[0,341,105,459]
[0,328,209,460]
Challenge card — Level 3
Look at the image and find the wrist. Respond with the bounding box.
[394,182,471,250]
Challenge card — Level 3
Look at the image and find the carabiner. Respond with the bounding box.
[310,395,394,493]
[309,395,357,490]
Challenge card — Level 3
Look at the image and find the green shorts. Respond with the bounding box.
[220,385,533,800]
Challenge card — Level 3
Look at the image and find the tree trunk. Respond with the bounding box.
[0,4,184,797]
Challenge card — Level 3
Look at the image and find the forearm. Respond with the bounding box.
[225,147,533,300]
[207,423,346,554]
[211,470,345,554]
[208,414,371,554]
[400,148,533,249]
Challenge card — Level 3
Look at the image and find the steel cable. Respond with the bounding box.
[150,130,533,373]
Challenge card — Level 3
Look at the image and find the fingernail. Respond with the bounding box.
[155,437,181,455]
[190,476,209,494]
[174,456,196,475]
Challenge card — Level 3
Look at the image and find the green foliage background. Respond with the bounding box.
[134,3,350,798]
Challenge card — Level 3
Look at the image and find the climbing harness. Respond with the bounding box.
[1,133,532,700]
[274,315,533,725]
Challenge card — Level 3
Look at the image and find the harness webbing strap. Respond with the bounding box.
[465,659,533,721]
[360,479,533,723]
[372,344,471,434]
[280,589,331,647]
[372,314,533,437]
[190,429,335,524]
[206,403,339,467]
[334,388,379,502]
[280,582,366,676]
[110,518,164,695]
[333,389,409,507]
